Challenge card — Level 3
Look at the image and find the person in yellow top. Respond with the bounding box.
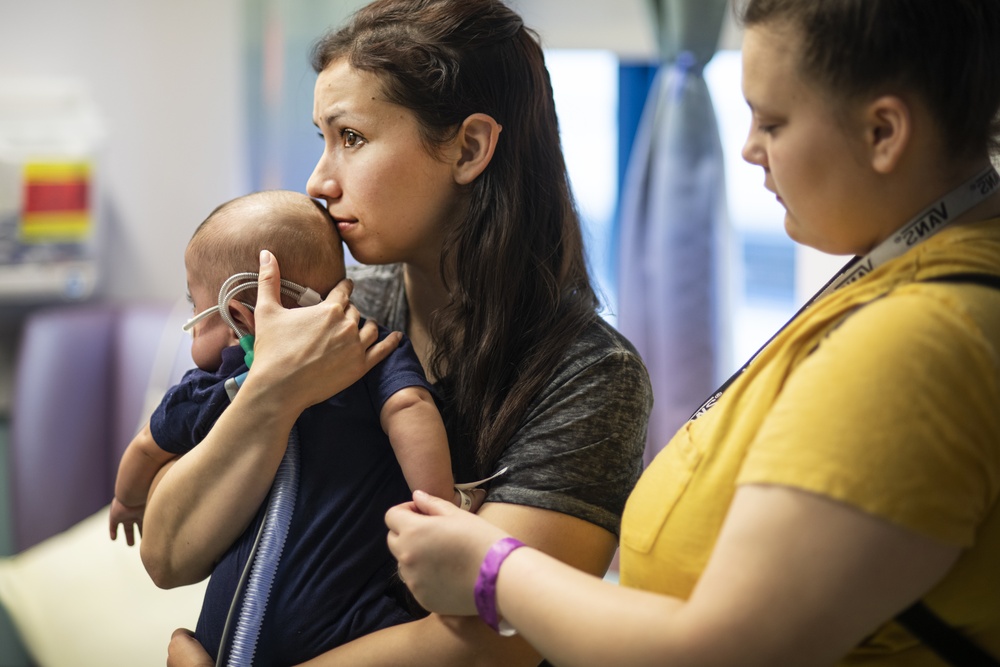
[381,0,1000,665]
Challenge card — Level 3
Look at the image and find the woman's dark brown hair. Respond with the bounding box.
[740,0,1000,161]
[311,0,599,477]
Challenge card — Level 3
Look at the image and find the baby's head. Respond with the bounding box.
[184,189,344,371]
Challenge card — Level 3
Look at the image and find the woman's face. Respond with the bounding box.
[740,22,885,256]
[307,59,463,269]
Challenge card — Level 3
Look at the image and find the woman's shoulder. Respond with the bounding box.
[346,263,406,330]
[543,315,652,405]
[561,314,650,380]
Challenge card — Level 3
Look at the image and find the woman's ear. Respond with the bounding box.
[453,113,502,185]
[865,95,912,175]
[228,300,255,337]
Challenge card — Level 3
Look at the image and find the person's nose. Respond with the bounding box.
[307,154,343,202]
[741,125,766,168]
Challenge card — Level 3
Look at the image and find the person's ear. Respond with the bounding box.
[865,95,911,175]
[228,300,255,337]
[453,113,502,185]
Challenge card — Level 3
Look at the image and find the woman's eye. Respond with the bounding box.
[754,118,780,135]
[341,129,366,148]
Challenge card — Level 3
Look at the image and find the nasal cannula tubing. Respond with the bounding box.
[183,271,323,378]
[183,271,323,339]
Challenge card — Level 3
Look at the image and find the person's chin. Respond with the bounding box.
[343,241,392,266]
[783,214,803,244]
[783,217,825,253]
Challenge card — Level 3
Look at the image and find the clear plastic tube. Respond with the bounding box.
[225,425,300,666]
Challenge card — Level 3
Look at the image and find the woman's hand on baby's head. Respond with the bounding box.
[246,249,402,411]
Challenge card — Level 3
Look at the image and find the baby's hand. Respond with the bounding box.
[452,487,486,513]
[451,467,507,512]
[109,497,145,546]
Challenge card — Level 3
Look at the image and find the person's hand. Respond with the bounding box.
[166,628,214,667]
[246,250,402,411]
[109,497,144,546]
[385,490,509,616]
[452,487,488,512]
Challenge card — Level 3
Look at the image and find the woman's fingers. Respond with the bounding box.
[412,489,460,516]
[364,325,403,368]
[245,255,403,409]
[385,491,508,616]
[384,491,457,539]
[253,249,282,312]
[324,276,354,311]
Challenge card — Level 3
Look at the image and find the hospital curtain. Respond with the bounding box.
[616,0,730,465]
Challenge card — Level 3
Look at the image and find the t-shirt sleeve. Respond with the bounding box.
[486,328,652,537]
[738,289,1000,547]
[149,352,245,455]
[363,327,435,412]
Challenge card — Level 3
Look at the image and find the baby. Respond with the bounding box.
[110,189,454,664]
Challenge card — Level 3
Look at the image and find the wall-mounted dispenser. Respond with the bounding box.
[0,79,104,302]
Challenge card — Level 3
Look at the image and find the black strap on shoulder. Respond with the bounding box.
[894,271,1000,666]
[896,601,1000,666]
[921,272,1000,290]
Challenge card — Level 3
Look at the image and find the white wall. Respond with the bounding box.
[0,0,247,303]
[0,0,743,303]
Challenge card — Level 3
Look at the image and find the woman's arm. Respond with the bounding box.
[165,501,616,667]
[303,500,618,667]
[142,250,402,588]
[387,486,960,667]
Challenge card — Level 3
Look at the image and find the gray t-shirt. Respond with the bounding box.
[348,263,652,536]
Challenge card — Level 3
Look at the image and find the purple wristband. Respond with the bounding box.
[473,536,526,632]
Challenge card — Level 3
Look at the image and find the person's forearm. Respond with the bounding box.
[115,449,160,507]
[382,389,454,499]
[296,613,542,667]
[116,423,176,507]
[494,548,695,667]
[140,382,299,588]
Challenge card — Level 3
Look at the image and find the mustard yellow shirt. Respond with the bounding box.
[620,219,1000,665]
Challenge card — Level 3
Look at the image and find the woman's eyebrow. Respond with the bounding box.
[316,113,340,128]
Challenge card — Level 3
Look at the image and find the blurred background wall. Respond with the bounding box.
[0,2,856,661]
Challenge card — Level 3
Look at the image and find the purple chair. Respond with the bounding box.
[8,302,186,552]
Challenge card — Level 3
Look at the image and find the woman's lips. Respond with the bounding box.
[334,219,358,234]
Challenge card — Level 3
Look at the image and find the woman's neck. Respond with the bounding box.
[869,159,1000,251]
[402,262,450,377]
[953,163,1000,226]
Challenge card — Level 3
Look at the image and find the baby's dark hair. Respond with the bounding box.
[187,190,344,307]
[740,0,1000,160]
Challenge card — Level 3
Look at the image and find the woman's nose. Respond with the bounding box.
[307,157,342,201]
[741,130,765,167]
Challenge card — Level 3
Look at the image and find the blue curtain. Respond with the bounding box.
[616,0,729,465]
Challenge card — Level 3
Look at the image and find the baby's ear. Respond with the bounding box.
[228,301,256,336]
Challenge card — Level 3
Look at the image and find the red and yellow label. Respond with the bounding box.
[20,161,92,242]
